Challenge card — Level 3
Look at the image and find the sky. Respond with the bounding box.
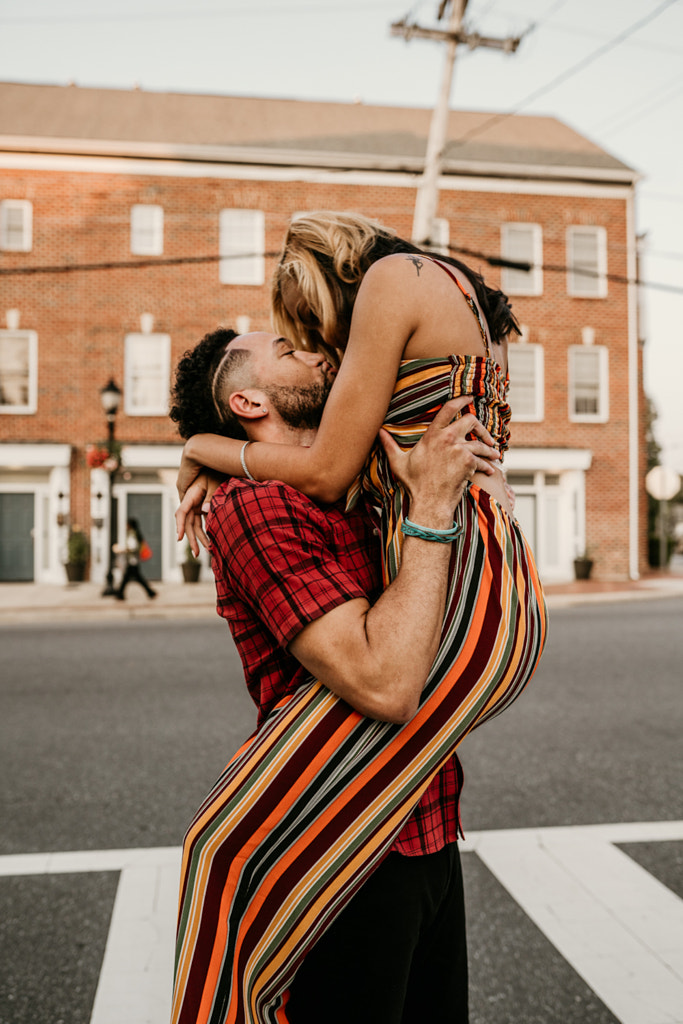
[2,0,682,475]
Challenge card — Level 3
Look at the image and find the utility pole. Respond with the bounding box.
[391,1,523,247]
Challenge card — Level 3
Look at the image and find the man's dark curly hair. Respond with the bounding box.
[169,327,248,440]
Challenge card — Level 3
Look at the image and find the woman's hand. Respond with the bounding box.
[175,471,225,555]
[177,440,206,503]
[378,395,501,518]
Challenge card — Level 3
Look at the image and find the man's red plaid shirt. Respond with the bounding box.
[207,477,463,856]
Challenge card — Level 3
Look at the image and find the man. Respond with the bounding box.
[170,328,498,1023]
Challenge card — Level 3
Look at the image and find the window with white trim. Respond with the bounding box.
[501,223,542,295]
[568,345,609,421]
[124,333,171,415]
[0,330,38,413]
[130,205,164,256]
[508,342,544,422]
[0,200,33,252]
[219,209,265,285]
[567,226,607,298]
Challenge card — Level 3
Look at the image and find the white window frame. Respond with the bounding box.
[0,200,33,252]
[500,223,543,296]
[568,344,609,422]
[130,204,164,256]
[567,226,607,298]
[508,342,544,422]
[0,329,38,413]
[124,333,171,416]
[219,209,265,285]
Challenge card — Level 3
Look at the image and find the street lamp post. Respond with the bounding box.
[100,379,122,596]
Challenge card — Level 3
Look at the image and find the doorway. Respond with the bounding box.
[0,492,34,581]
[126,492,163,581]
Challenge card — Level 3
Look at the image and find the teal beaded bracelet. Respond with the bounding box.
[401,517,463,543]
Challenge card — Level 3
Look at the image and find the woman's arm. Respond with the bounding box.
[178,258,433,503]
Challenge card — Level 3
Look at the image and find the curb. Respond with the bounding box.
[1,576,682,626]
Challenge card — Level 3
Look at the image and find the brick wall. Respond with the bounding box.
[0,164,645,578]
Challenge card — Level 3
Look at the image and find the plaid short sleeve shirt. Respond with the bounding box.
[207,478,462,856]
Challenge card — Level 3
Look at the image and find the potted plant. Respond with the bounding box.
[573,549,594,581]
[65,527,89,582]
[181,541,202,583]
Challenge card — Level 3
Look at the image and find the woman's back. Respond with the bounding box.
[359,253,513,513]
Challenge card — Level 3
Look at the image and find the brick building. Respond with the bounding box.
[0,81,644,585]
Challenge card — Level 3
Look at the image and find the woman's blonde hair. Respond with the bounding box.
[271,209,520,360]
[272,211,397,363]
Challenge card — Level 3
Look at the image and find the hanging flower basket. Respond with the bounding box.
[86,443,122,471]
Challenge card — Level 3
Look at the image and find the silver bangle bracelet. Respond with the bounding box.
[240,440,256,482]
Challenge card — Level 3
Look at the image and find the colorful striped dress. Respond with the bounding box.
[171,271,548,1024]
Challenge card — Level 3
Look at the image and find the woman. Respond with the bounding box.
[114,517,156,600]
[172,212,547,1024]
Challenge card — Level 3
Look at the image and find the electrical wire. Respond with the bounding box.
[0,2,398,27]
[589,72,683,137]
[446,0,681,150]
[1,246,681,294]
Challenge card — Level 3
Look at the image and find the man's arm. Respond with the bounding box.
[289,398,496,724]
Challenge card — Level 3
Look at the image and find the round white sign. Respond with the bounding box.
[645,465,681,501]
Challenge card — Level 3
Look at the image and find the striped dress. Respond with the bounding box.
[172,288,548,1024]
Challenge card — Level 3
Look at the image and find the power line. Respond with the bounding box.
[0,253,227,275]
[0,2,397,27]
[494,3,683,57]
[446,0,681,150]
[448,245,683,295]
[2,246,681,295]
[589,71,683,137]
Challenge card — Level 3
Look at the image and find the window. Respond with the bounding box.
[130,205,164,255]
[0,200,32,251]
[0,330,38,413]
[219,209,265,285]
[568,345,609,422]
[508,343,544,421]
[124,333,171,415]
[567,226,607,298]
[501,223,542,295]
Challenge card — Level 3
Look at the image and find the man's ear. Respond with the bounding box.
[228,389,269,420]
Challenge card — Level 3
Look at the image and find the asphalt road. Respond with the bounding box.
[1,598,681,1024]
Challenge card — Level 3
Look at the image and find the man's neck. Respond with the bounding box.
[246,423,318,448]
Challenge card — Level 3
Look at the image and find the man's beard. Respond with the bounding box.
[263,379,333,430]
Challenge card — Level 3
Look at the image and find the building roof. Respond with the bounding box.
[0,81,636,183]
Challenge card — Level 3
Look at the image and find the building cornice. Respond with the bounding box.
[0,134,640,187]
[0,443,72,468]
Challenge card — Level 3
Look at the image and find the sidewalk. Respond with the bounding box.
[0,579,219,625]
[1,557,683,625]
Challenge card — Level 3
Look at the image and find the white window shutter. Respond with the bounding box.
[501,224,542,295]
[219,209,265,285]
[130,205,164,256]
[569,345,608,421]
[124,334,171,415]
[508,343,544,421]
[567,227,607,298]
[0,200,33,252]
[0,330,38,412]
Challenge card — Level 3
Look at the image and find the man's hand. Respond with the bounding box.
[290,398,501,724]
[379,395,500,525]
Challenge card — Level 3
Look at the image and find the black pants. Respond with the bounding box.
[287,843,468,1024]
[116,563,155,598]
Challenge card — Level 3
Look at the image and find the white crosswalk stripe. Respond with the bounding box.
[1,822,681,1024]
[462,822,683,1024]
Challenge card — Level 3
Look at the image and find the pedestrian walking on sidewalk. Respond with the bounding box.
[114,518,156,600]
